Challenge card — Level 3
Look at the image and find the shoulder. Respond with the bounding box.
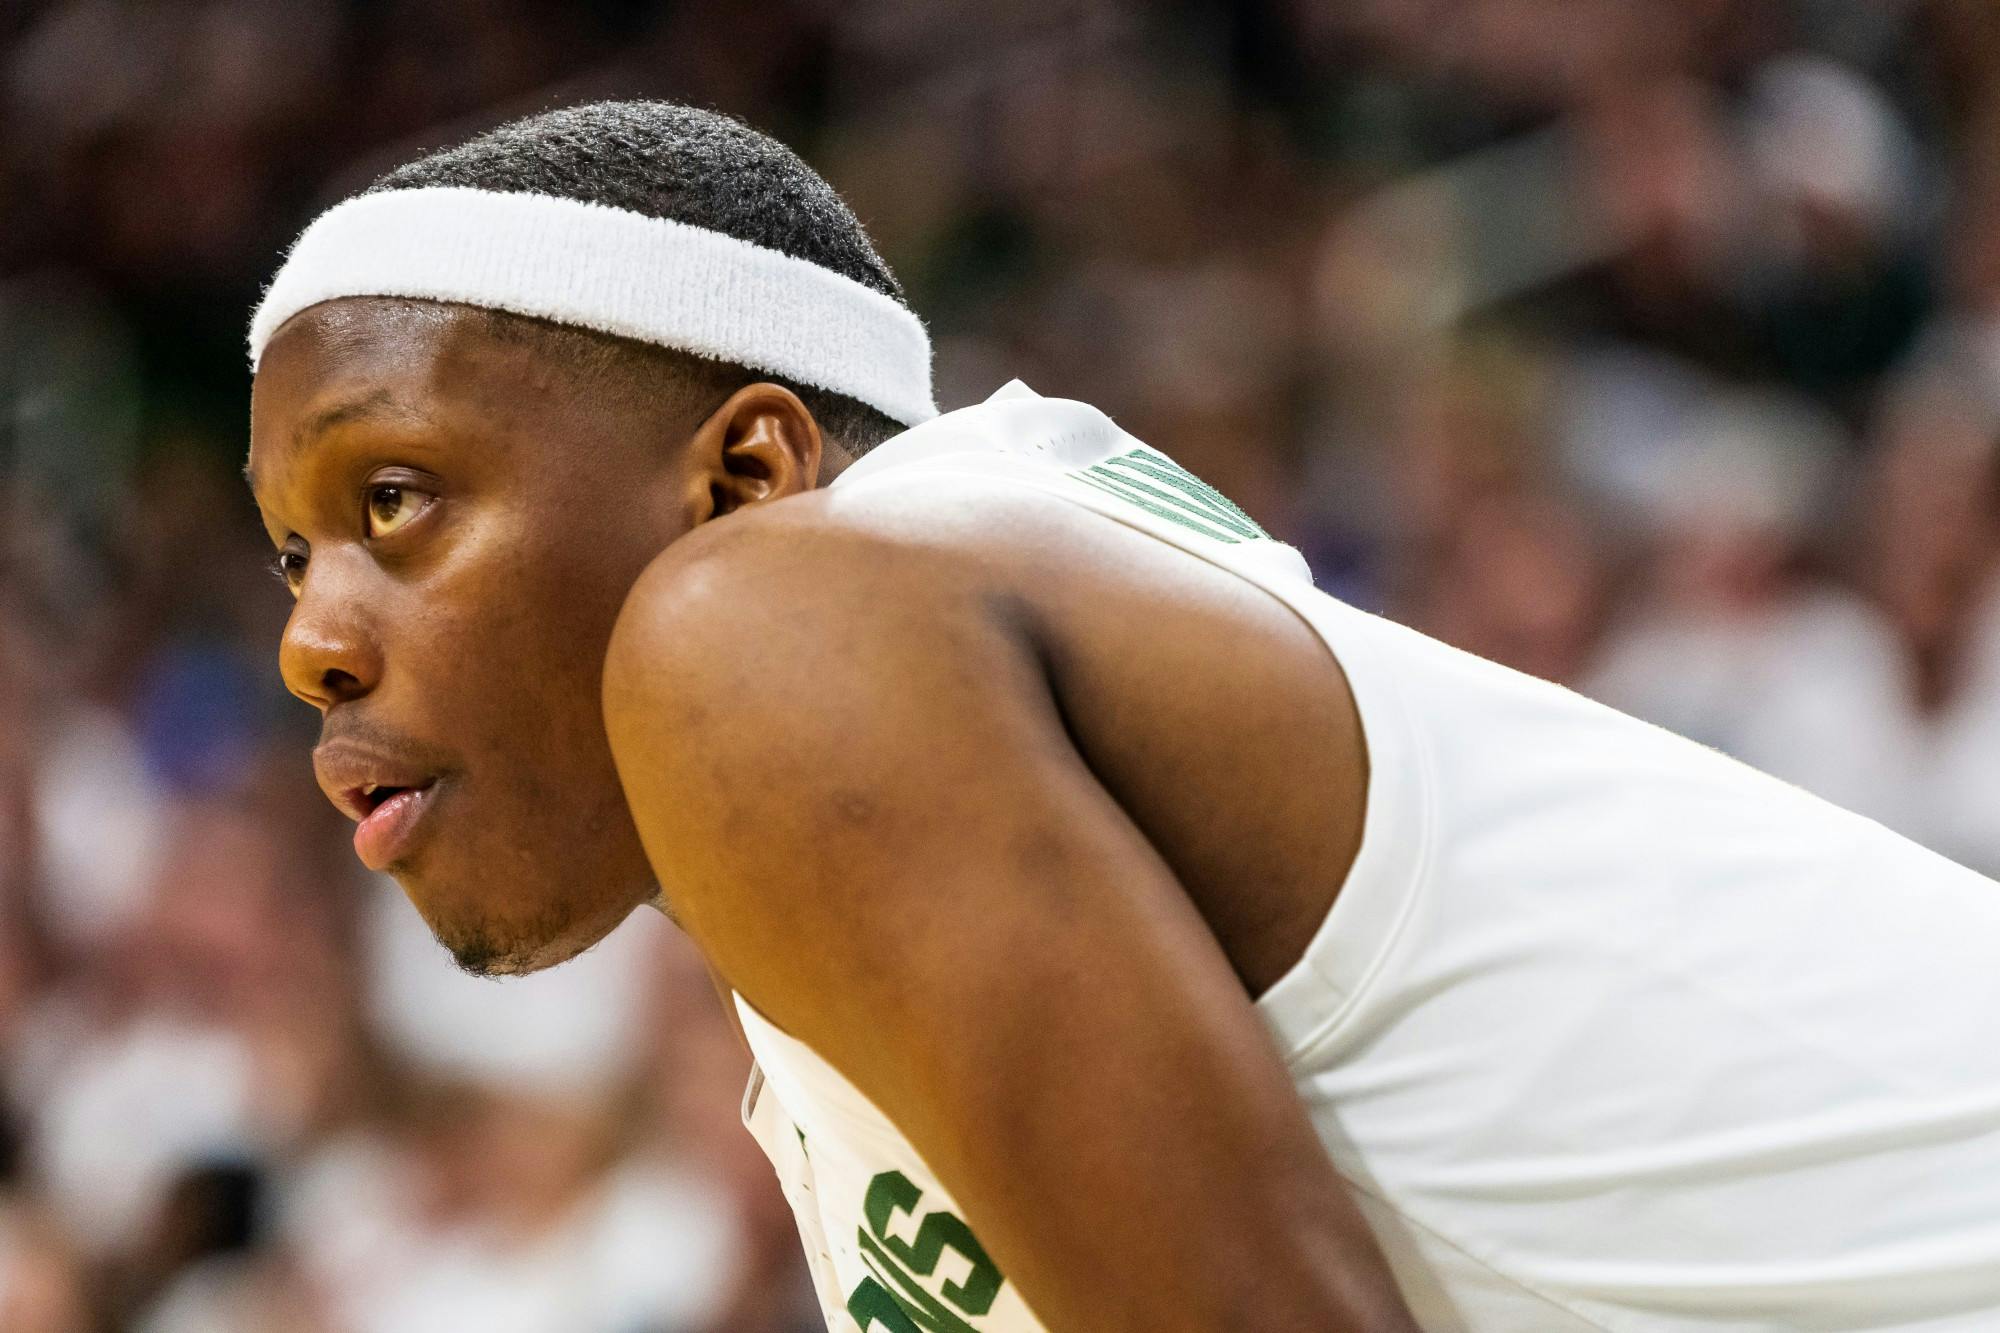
[599,483,1068,810]
[598,484,1074,932]
[610,485,1012,670]
[601,474,1106,701]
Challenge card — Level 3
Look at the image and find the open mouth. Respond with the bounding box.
[337,777,434,822]
[348,778,442,870]
[314,738,450,868]
[355,781,421,813]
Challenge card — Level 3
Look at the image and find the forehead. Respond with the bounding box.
[246,298,585,489]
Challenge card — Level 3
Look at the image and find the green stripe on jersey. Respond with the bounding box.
[1068,448,1270,543]
[1100,452,1268,537]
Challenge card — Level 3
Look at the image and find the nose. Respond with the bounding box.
[278,558,383,711]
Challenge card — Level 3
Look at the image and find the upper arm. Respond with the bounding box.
[602,511,1411,1331]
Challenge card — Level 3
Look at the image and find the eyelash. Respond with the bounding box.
[268,551,307,586]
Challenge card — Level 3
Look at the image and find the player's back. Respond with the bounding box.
[741,382,2000,1332]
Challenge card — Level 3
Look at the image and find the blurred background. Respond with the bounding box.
[4,0,2000,1328]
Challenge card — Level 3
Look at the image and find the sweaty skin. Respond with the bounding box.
[248,297,1413,1331]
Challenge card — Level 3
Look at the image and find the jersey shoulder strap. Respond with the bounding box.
[832,380,1314,587]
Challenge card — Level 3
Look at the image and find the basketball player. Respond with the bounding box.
[244,102,2000,1331]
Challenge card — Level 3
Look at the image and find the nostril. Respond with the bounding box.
[320,667,364,700]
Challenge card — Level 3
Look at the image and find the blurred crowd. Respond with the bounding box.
[5,0,2000,1329]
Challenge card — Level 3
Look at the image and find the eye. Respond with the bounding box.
[365,484,432,540]
[268,548,308,594]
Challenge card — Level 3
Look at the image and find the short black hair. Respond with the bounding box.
[366,100,910,456]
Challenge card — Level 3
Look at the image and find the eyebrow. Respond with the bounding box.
[241,389,432,487]
[296,389,429,449]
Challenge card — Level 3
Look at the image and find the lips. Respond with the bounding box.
[351,781,440,870]
[313,738,446,871]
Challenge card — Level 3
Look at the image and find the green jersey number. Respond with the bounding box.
[845,1170,1006,1332]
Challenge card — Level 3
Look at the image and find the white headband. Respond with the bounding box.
[248,186,938,426]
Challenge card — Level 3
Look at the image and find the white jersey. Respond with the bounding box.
[737,381,2000,1332]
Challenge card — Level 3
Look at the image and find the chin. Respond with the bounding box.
[440,929,599,978]
[400,870,633,979]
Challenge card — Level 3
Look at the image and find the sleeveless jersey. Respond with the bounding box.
[737,381,2000,1332]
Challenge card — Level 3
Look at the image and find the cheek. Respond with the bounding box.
[432,503,637,664]
[422,521,649,779]
[387,550,659,966]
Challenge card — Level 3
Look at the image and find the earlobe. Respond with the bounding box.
[697,382,823,520]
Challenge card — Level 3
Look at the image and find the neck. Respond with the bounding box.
[816,441,859,488]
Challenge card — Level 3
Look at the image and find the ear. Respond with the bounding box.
[683,382,824,525]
